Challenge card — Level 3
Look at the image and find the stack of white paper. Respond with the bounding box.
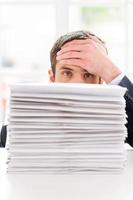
[7,83,127,173]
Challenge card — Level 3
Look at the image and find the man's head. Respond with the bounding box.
[49,30,107,84]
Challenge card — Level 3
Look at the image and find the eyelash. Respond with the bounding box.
[84,73,94,80]
[61,70,94,80]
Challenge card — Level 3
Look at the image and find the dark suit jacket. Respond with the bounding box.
[0,125,7,147]
[0,76,133,147]
[119,76,133,147]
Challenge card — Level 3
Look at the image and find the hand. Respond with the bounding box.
[56,38,122,83]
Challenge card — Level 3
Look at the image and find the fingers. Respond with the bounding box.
[57,40,91,55]
[62,37,105,50]
[89,35,104,45]
[89,35,107,53]
[57,37,106,58]
[57,45,86,56]
[57,51,84,60]
[63,39,90,48]
[90,39,107,54]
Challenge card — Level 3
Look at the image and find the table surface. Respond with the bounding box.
[0,148,133,200]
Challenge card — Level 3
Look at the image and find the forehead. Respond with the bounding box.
[56,63,89,73]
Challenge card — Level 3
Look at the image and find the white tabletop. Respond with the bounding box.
[0,148,133,200]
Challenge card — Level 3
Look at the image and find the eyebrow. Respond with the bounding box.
[82,69,93,75]
[60,66,74,71]
[82,69,90,73]
[59,66,93,75]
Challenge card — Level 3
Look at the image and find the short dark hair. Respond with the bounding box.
[50,30,107,74]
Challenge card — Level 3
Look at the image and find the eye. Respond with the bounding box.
[83,73,94,80]
[62,70,73,78]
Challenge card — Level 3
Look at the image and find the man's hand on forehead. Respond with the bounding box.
[59,38,107,54]
[56,38,108,77]
[56,37,121,83]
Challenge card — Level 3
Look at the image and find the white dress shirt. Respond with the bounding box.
[109,73,125,85]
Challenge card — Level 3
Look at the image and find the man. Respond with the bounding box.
[49,30,133,147]
[1,30,133,147]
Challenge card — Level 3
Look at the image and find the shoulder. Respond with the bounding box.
[119,76,133,97]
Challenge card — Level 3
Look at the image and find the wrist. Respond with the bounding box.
[100,59,122,84]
